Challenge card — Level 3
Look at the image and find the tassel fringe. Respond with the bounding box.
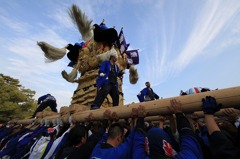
[129,65,139,84]
[37,41,66,63]
[68,4,93,41]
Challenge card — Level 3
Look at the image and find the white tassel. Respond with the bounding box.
[37,41,66,63]
[61,63,79,82]
[61,68,78,83]
[129,65,139,84]
[68,4,93,41]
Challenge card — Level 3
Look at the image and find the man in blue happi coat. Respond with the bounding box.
[91,54,124,110]
[32,94,57,117]
[137,82,159,102]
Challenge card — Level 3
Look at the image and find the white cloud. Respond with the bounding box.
[0,13,29,33]
[0,6,77,107]
[139,0,240,86]
[233,26,240,34]
[214,36,240,56]
[47,6,75,30]
[176,0,240,70]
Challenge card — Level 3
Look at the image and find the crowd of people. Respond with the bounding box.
[0,96,239,158]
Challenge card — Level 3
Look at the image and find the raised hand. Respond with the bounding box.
[158,115,166,122]
[223,108,240,121]
[103,109,111,120]
[191,112,199,121]
[202,96,222,114]
[168,99,182,114]
[131,107,138,119]
[137,105,147,118]
[85,112,94,122]
[111,112,119,122]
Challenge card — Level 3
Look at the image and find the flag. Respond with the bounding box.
[117,29,129,54]
[126,49,139,65]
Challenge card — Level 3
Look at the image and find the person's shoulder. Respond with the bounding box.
[103,60,110,64]
[142,87,148,91]
[100,60,110,67]
[60,146,76,157]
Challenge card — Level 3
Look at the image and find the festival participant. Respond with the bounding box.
[137,82,159,102]
[134,99,203,159]
[32,94,57,118]
[201,96,240,158]
[90,108,139,159]
[91,54,124,110]
[58,110,110,159]
[132,105,150,159]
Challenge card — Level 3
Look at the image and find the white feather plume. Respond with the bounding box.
[37,41,66,63]
[129,65,139,84]
[61,68,78,83]
[68,4,93,41]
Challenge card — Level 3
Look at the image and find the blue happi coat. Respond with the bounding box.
[96,61,120,88]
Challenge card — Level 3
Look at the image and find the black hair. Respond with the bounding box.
[68,125,87,146]
[56,124,69,138]
[109,55,117,60]
[201,88,210,92]
[107,123,124,139]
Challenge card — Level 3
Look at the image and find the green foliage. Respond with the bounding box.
[0,73,37,123]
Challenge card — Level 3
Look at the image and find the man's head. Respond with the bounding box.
[109,54,117,63]
[46,127,58,140]
[145,82,150,88]
[147,127,176,158]
[68,125,88,147]
[107,123,124,147]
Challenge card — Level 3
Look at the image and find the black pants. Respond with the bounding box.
[32,101,57,117]
[93,84,119,107]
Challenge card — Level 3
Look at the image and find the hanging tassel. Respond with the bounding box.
[37,41,67,63]
[68,4,93,41]
[61,68,78,83]
[129,65,139,84]
[61,63,79,82]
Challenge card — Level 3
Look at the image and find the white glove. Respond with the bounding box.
[100,73,105,77]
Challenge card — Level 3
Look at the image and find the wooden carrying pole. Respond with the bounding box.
[72,86,240,122]
[14,86,240,125]
[132,108,240,122]
[192,108,240,118]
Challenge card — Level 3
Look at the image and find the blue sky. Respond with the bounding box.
[0,0,240,110]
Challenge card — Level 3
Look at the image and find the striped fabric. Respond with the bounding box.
[185,87,202,95]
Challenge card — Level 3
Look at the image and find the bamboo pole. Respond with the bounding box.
[13,119,35,125]
[145,116,167,122]
[192,108,240,118]
[140,109,237,122]
[14,86,240,125]
[72,86,240,122]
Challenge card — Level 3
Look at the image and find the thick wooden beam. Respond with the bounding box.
[72,86,240,122]
[192,108,240,118]
[14,86,240,125]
